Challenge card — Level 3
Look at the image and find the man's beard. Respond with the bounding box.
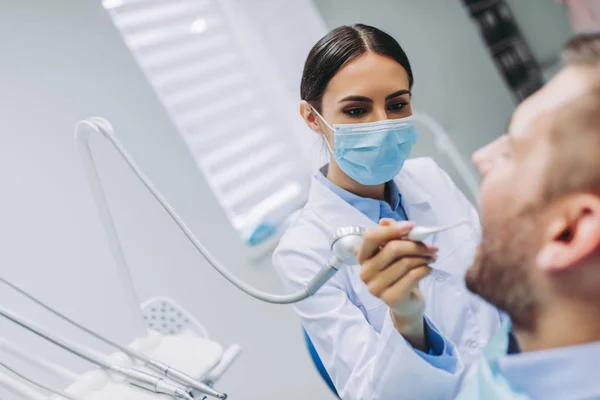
[465,208,541,332]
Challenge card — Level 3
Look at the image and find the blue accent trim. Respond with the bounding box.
[507,330,521,355]
[303,329,339,397]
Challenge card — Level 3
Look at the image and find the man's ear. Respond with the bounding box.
[537,194,600,271]
[300,100,324,135]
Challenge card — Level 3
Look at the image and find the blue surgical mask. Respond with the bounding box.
[312,107,418,185]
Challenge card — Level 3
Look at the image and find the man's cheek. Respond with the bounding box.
[478,182,501,218]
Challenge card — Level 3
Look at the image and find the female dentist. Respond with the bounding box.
[273,24,503,399]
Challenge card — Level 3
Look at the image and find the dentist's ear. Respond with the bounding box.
[536,194,600,271]
[300,100,324,134]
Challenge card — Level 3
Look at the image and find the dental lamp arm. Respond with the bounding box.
[75,118,354,304]
[413,113,480,202]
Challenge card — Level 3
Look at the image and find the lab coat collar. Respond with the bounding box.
[394,165,432,206]
[306,164,438,243]
[314,166,404,223]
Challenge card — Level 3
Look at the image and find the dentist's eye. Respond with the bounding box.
[344,108,367,117]
[387,102,408,112]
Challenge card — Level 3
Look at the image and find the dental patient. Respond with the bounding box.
[458,32,600,399]
[359,32,600,399]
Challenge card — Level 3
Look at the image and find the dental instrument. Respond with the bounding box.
[0,278,226,400]
[0,336,79,382]
[406,220,469,242]
[75,117,468,307]
[0,361,81,400]
[0,305,194,400]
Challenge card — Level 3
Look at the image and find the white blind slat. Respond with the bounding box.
[113,1,211,29]
[209,144,288,187]
[224,166,295,209]
[166,72,246,107]
[201,127,273,168]
[232,182,303,231]
[151,53,238,87]
[177,90,255,124]
[141,34,230,69]
[105,0,309,245]
[185,110,266,146]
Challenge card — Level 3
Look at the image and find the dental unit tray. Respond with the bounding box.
[28,297,241,400]
[57,330,222,399]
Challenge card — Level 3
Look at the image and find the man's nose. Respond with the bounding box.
[472,145,493,177]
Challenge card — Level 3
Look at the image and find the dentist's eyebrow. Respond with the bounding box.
[338,95,373,103]
[338,89,411,103]
[385,89,411,101]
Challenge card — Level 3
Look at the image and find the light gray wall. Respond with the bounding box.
[0,1,331,399]
[312,0,517,203]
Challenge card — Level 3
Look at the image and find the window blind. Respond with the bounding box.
[103,0,309,245]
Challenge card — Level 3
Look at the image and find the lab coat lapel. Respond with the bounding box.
[308,170,441,246]
[307,175,377,233]
[394,168,441,247]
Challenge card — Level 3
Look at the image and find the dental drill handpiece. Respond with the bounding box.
[324,221,469,272]
[0,277,227,400]
[0,305,194,400]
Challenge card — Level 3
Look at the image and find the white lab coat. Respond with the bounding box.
[273,158,502,400]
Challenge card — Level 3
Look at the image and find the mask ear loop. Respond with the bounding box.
[309,105,336,155]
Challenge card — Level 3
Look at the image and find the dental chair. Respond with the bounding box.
[303,330,339,398]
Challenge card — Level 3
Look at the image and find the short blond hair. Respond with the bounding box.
[545,33,600,199]
[563,32,600,66]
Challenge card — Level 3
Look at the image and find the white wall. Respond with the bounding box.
[0,1,332,399]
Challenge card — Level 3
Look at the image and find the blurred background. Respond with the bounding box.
[0,0,589,399]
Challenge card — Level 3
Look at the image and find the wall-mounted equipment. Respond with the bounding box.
[462,0,544,102]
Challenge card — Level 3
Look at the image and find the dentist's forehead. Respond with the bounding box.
[509,66,598,138]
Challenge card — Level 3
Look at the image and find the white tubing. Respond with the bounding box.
[0,372,48,400]
[0,337,79,382]
[0,361,82,400]
[75,118,330,304]
[75,119,146,332]
[413,113,480,201]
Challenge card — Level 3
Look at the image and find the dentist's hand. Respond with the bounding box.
[357,219,437,351]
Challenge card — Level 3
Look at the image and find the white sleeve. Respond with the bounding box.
[273,246,465,400]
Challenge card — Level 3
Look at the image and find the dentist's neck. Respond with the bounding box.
[327,160,386,201]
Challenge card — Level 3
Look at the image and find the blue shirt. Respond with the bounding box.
[315,167,408,221]
[496,341,600,400]
[316,169,451,361]
[458,319,599,400]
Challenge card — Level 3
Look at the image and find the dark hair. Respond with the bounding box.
[563,31,600,66]
[300,24,414,112]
